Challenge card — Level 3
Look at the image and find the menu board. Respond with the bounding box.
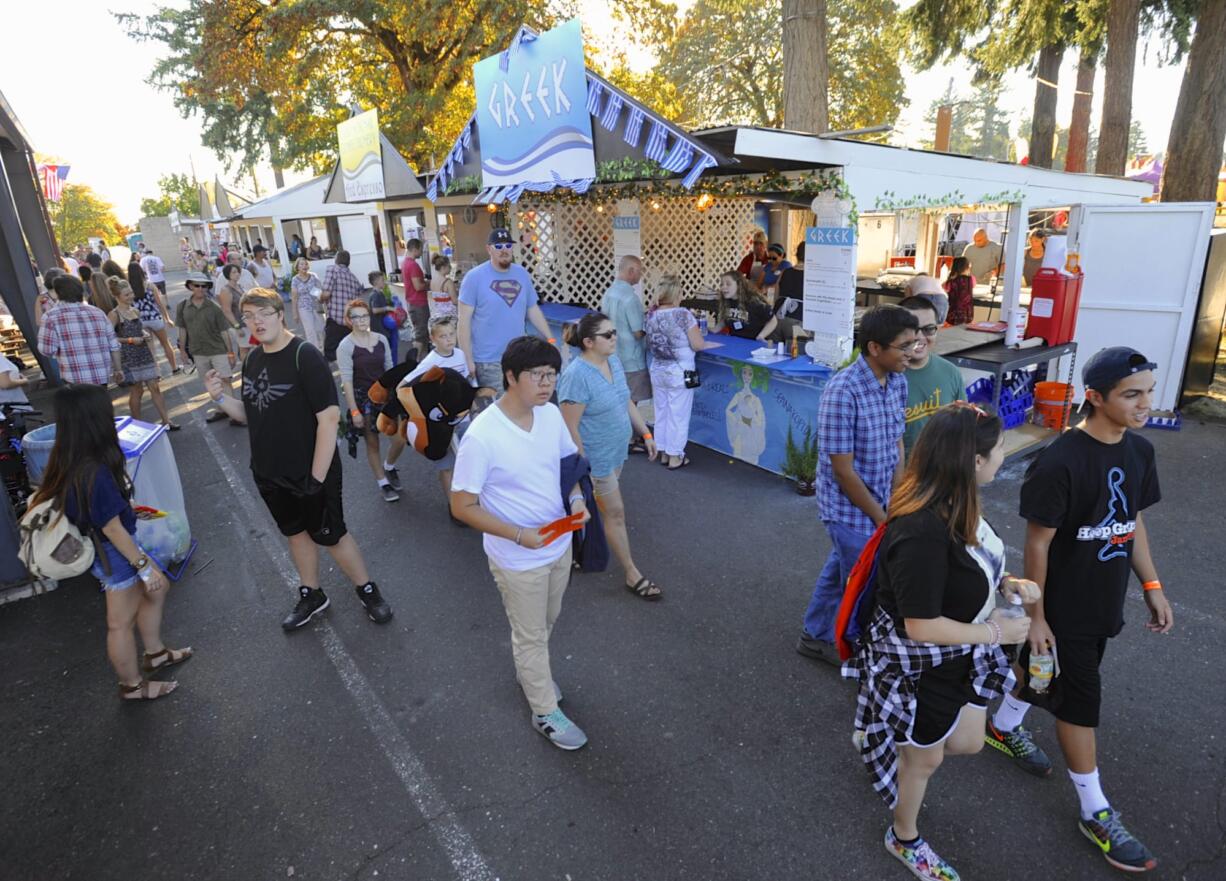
[802,226,857,366]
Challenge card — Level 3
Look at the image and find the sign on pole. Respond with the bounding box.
[473,19,596,189]
[802,226,857,366]
[612,199,642,296]
[337,110,385,202]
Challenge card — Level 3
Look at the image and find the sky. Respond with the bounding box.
[0,1,1190,224]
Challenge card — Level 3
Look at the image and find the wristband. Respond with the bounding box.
[1142,580,1162,591]
[547,337,557,344]
[515,527,523,546]
[210,394,225,404]
[351,408,362,418]
[137,563,156,582]
[568,495,585,507]
[641,432,653,440]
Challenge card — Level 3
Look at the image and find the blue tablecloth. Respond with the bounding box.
[541,302,831,475]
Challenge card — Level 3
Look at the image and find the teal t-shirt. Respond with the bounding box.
[557,354,632,478]
[599,280,647,373]
[903,353,967,454]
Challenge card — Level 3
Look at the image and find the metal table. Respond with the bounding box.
[943,340,1078,416]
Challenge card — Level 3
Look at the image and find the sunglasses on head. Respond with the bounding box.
[951,400,989,419]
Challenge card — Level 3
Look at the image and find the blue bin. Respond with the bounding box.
[22,423,57,484]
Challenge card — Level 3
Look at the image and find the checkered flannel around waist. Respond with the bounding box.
[840,606,1015,808]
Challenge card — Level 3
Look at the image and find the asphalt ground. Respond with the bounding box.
[0,271,1222,881]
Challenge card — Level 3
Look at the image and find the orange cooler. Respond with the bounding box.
[1025,269,1084,345]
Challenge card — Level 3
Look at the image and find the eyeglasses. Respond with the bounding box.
[886,339,922,353]
[917,324,939,337]
[524,369,558,385]
[241,309,279,323]
[490,242,514,251]
[594,329,618,339]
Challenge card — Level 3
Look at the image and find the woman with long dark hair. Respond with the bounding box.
[558,311,661,600]
[29,385,190,700]
[714,271,778,341]
[846,403,1039,881]
[107,278,178,430]
[126,261,178,373]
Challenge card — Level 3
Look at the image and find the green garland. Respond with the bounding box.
[872,188,1026,213]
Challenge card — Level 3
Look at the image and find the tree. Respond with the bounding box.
[921,82,1014,159]
[782,0,829,133]
[119,1,552,176]
[1065,49,1098,172]
[1128,120,1148,156]
[654,0,904,132]
[139,173,199,218]
[1161,0,1226,202]
[48,185,122,249]
[1095,0,1141,175]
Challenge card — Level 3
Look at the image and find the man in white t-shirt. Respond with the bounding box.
[247,244,275,289]
[214,252,258,292]
[140,250,167,296]
[450,335,591,751]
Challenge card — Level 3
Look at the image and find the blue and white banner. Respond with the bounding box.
[473,18,596,190]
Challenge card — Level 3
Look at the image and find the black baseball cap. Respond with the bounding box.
[253,244,267,253]
[1082,346,1157,391]
[488,228,513,246]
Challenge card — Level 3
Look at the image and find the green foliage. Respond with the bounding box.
[921,82,1015,160]
[638,0,905,132]
[117,1,555,176]
[48,185,122,248]
[444,175,482,196]
[139,173,198,218]
[782,423,819,482]
[595,158,670,182]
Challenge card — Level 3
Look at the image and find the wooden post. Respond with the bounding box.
[934,106,953,152]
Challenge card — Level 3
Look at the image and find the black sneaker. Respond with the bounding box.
[282,586,329,630]
[984,720,1053,777]
[796,633,841,666]
[380,483,400,503]
[384,467,402,492]
[355,582,393,624]
[1079,807,1157,872]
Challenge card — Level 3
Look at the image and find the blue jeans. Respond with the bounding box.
[802,521,873,642]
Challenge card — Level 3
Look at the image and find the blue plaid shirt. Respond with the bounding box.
[817,356,907,532]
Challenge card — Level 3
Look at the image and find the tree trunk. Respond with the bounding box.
[782,0,829,133]
[1065,51,1096,172]
[1161,1,1226,202]
[1029,44,1063,168]
[1095,0,1141,176]
[273,165,285,190]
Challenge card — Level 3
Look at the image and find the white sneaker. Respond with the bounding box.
[532,709,587,750]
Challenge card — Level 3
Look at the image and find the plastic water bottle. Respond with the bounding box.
[698,314,709,335]
[997,593,1026,618]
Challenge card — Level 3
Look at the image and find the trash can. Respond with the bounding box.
[21,423,56,485]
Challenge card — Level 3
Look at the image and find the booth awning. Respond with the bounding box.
[324,131,426,205]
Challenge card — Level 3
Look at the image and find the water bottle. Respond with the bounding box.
[698,314,709,335]
[1028,652,1055,693]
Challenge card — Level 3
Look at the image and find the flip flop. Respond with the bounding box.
[666,457,691,471]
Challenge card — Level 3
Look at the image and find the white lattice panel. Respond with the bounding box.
[511,196,757,310]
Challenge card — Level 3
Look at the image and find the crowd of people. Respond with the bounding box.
[27,225,1175,880]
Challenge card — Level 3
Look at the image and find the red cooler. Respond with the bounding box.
[1025,269,1083,345]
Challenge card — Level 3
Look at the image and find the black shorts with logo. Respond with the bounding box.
[1019,634,1109,728]
[255,457,347,547]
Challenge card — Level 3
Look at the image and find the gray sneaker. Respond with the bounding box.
[532,709,587,750]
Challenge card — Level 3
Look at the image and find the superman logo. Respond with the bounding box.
[490,278,522,307]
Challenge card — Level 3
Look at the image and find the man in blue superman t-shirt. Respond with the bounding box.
[458,228,555,412]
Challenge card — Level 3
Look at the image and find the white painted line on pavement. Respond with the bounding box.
[195,419,496,881]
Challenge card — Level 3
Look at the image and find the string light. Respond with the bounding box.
[485,203,498,214]
[695,193,715,212]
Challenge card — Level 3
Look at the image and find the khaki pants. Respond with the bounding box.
[488,545,573,715]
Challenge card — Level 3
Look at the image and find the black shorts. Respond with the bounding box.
[1020,635,1108,728]
[323,318,348,362]
[255,458,347,546]
[154,280,167,296]
[909,657,987,747]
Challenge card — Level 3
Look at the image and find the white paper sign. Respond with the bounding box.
[803,226,857,366]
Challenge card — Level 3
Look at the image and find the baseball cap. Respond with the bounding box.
[488,228,513,246]
[253,244,267,253]
[1082,346,1157,391]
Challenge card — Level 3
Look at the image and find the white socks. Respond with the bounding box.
[377,478,390,488]
[993,693,1032,732]
[383,460,396,472]
[1069,768,1109,819]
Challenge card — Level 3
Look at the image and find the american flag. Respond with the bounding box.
[38,164,70,202]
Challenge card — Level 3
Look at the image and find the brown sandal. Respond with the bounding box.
[626,577,663,601]
[142,646,193,675]
[119,679,178,701]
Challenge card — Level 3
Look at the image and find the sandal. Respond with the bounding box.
[162,422,182,432]
[205,410,227,423]
[666,457,691,471]
[142,645,193,675]
[119,678,178,701]
[626,577,663,601]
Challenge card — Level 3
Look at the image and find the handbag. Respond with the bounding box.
[683,369,701,389]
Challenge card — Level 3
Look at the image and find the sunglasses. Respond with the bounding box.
[490,242,514,251]
[951,400,989,419]
[594,329,618,339]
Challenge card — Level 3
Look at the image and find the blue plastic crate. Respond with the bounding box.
[1145,411,1181,431]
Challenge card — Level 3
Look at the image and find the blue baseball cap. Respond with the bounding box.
[1082,346,1157,392]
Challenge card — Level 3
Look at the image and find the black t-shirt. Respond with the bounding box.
[725,298,773,339]
[1019,428,1160,637]
[241,338,338,486]
[778,266,804,301]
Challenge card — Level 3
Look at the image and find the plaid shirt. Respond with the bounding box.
[842,607,1014,808]
[322,264,363,325]
[817,356,907,532]
[37,302,118,385]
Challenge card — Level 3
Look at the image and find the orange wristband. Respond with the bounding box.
[1142,580,1162,591]
[547,337,557,344]
[350,408,361,418]
[642,432,653,439]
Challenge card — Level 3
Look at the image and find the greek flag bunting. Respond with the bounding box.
[427,180,439,202]
[681,152,717,189]
[660,138,694,173]
[623,107,645,148]
[586,78,604,116]
[473,188,493,204]
[644,121,668,163]
[599,93,624,132]
[504,183,528,203]
[461,123,473,149]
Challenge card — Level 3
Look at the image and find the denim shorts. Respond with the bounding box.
[92,539,140,592]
